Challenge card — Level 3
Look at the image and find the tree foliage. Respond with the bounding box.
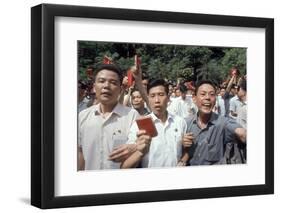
[78,41,246,84]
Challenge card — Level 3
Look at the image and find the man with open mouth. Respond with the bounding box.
[78,64,139,170]
[183,80,247,166]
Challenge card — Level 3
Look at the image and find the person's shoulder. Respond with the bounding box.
[185,114,197,125]
[116,103,139,118]
[79,104,96,117]
[170,113,185,122]
[220,115,239,125]
[78,104,98,125]
[172,97,181,102]
[120,104,138,113]
[168,113,187,129]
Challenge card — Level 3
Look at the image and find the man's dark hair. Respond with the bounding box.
[179,84,188,93]
[239,79,247,92]
[131,88,141,96]
[195,79,216,95]
[231,84,238,89]
[78,80,88,90]
[93,64,123,85]
[147,79,169,95]
[142,72,149,81]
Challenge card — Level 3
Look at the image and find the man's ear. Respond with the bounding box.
[92,83,96,93]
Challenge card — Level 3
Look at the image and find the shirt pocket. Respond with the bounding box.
[206,141,221,163]
[112,133,128,150]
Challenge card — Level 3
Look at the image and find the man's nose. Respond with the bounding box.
[155,96,160,102]
[103,81,110,88]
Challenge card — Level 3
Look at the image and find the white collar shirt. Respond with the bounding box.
[168,96,194,119]
[127,112,187,168]
[229,96,244,119]
[79,103,139,170]
[237,102,247,129]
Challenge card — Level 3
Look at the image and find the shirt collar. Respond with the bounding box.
[150,111,174,123]
[93,103,124,117]
[193,112,219,126]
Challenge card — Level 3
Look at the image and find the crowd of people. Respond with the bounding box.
[78,59,247,170]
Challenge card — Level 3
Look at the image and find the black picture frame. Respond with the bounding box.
[31,3,274,209]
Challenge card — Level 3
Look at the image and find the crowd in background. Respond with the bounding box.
[78,57,247,170]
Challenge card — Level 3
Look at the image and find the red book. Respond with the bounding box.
[136,116,158,138]
[127,70,135,87]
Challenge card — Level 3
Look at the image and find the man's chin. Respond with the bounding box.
[200,109,213,115]
[100,99,117,105]
[152,108,163,116]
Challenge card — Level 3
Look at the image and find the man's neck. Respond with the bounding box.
[198,112,212,128]
[136,107,145,115]
[99,102,118,114]
[155,111,168,123]
[241,95,247,103]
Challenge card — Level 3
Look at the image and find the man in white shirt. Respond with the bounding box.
[78,64,139,170]
[121,79,188,168]
[168,84,195,119]
[236,80,247,129]
[229,84,245,120]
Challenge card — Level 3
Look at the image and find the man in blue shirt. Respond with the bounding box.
[182,80,246,165]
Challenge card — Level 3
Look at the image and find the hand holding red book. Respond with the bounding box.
[136,116,158,138]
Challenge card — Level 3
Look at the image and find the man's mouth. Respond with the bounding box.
[202,103,212,109]
[202,103,211,107]
[101,92,112,97]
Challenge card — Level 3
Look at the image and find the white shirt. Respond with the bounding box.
[229,96,244,119]
[168,96,195,119]
[127,112,187,168]
[78,97,90,112]
[237,102,247,129]
[79,103,139,170]
[214,96,225,116]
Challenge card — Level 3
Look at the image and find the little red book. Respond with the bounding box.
[136,116,158,137]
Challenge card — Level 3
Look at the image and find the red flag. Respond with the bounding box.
[103,55,112,64]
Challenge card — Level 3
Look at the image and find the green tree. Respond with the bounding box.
[221,48,246,77]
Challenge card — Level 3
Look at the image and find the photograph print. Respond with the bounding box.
[77,41,247,171]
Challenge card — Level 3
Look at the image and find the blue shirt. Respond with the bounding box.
[185,113,241,165]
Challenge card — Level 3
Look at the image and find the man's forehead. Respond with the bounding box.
[132,91,141,97]
[96,69,119,79]
[149,85,166,93]
[198,83,216,92]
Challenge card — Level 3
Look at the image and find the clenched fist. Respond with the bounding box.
[182,132,194,148]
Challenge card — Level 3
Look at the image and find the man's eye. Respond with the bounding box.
[110,81,117,85]
[97,79,105,83]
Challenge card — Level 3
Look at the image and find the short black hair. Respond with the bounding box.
[179,84,188,93]
[78,80,88,90]
[195,80,216,95]
[142,72,149,81]
[147,79,169,95]
[93,64,123,85]
[131,88,140,95]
